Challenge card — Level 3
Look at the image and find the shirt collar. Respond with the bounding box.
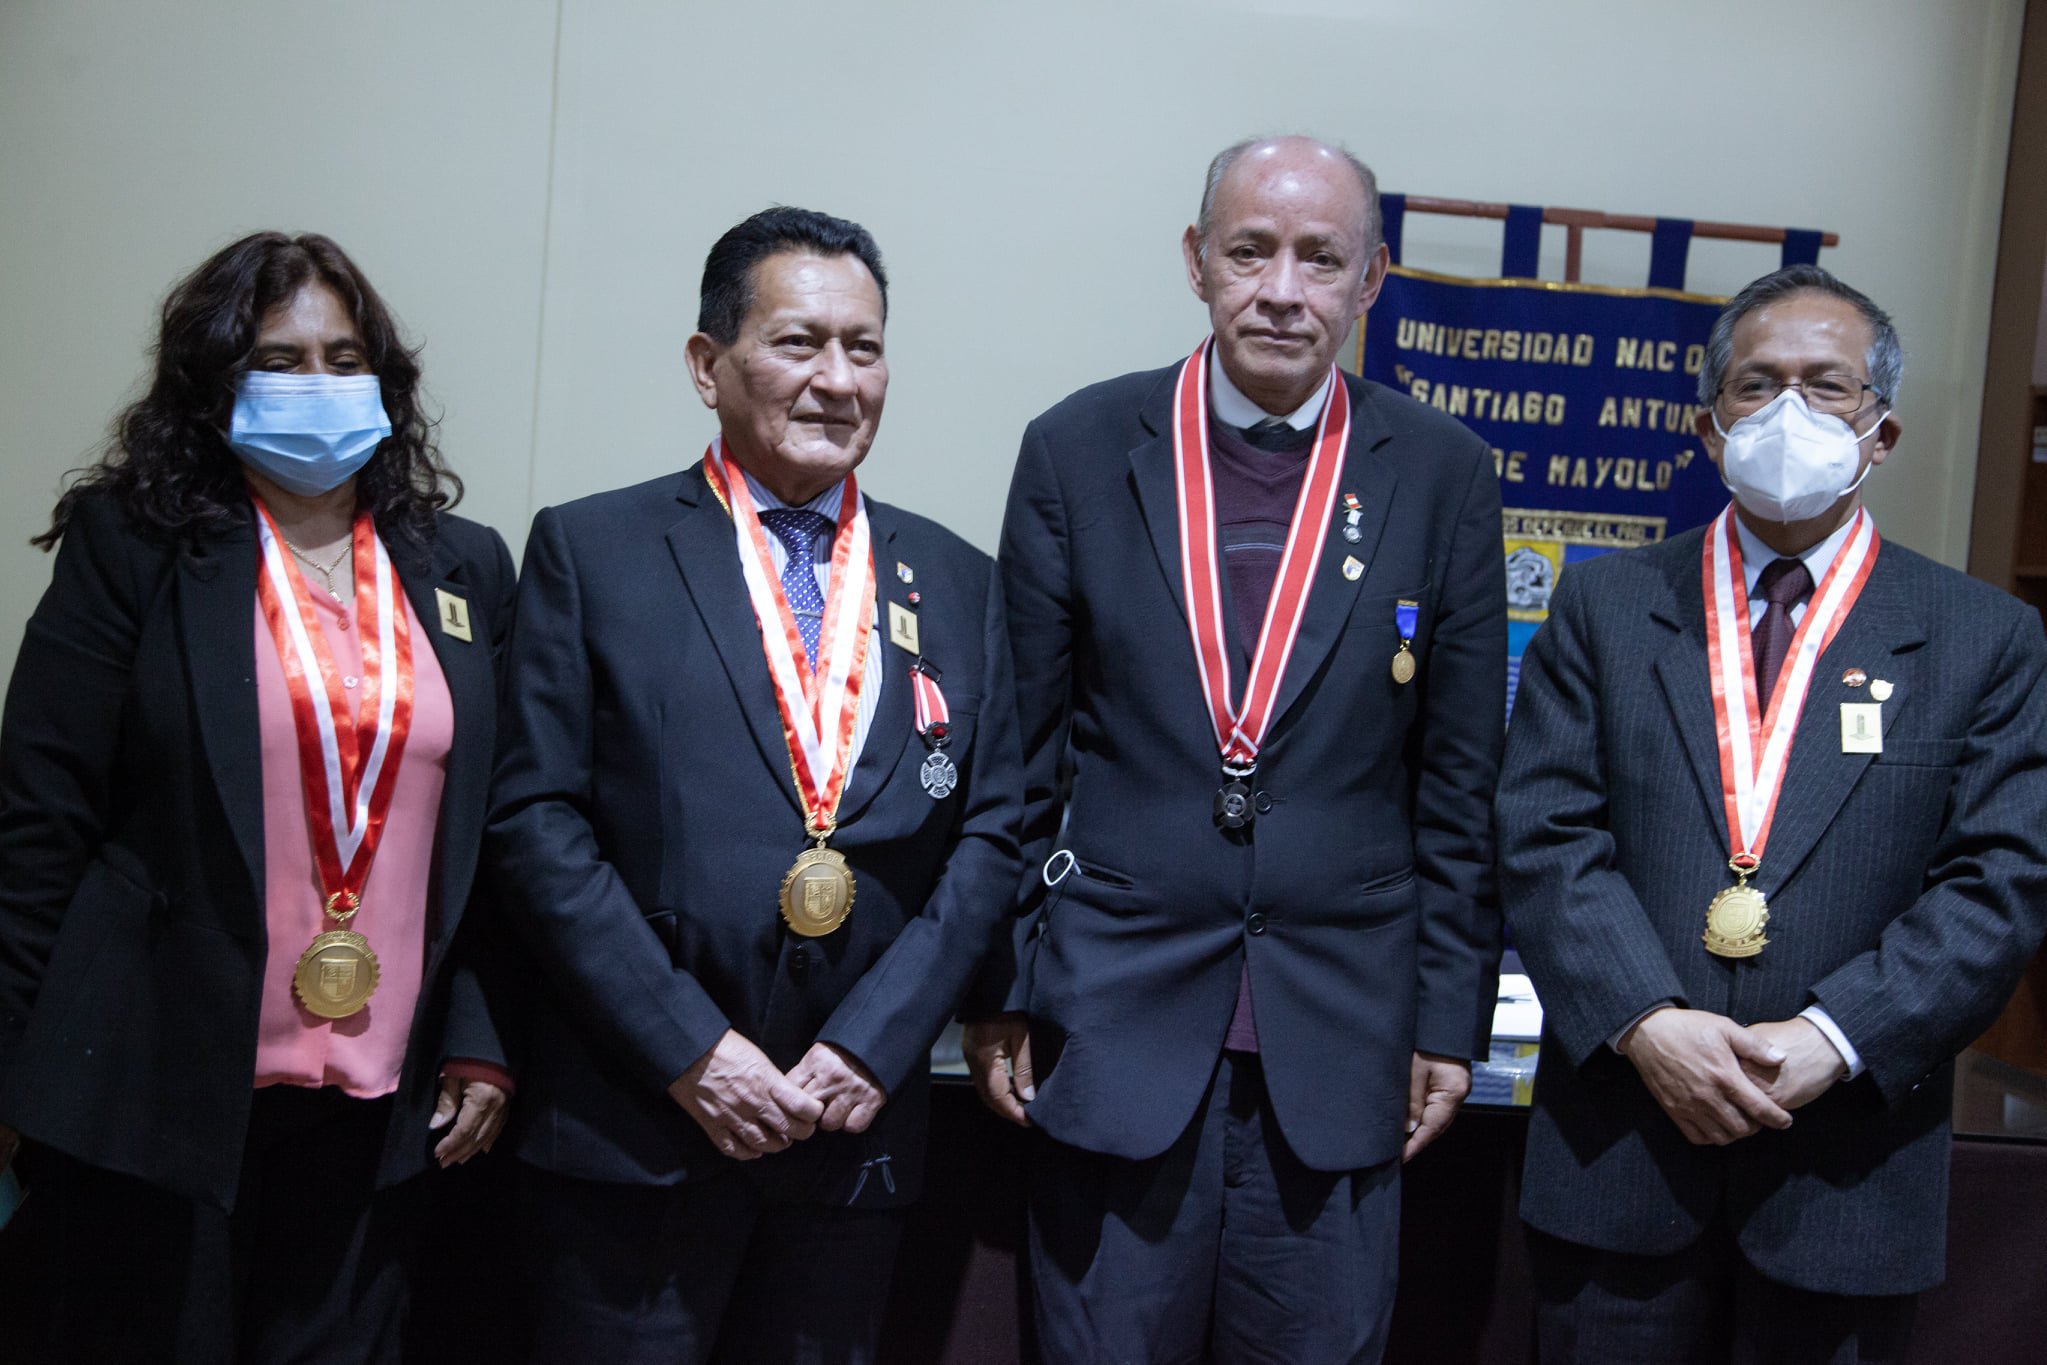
[738,466,850,522]
[1732,506,1864,597]
[1207,347,1333,432]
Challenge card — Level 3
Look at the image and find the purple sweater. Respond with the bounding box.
[1208,416,1315,1051]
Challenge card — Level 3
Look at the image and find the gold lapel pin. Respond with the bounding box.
[434,588,472,643]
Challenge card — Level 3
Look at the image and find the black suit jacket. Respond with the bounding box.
[486,465,1021,1206]
[1498,524,2047,1294]
[980,364,1507,1173]
[0,492,516,1211]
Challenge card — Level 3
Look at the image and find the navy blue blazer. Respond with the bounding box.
[1499,522,2047,1295]
[0,492,516,1210]
[486,464,1021,1206]
[981,363,1507,1173]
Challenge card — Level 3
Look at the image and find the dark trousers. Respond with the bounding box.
[1029,1050,1401,1365]
[27,1085,418,1365]
[519,1162,906,1365]
[1530,1224,1919,1365]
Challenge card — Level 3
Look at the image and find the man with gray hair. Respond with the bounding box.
[963,135,1507,1361]
[1497,264,2047,1361]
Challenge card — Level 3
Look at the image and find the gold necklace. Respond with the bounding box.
[283,536,352,599]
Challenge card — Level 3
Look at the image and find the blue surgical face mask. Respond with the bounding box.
[228,371,392,496]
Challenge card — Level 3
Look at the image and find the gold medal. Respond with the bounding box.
[1702,858,1769,958]
[293,928,381,1018]
[780,844,856,937]
[291,890,380,1018]
[1390,645,1416,684]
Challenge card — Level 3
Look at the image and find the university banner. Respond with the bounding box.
[1358,264,1730,714]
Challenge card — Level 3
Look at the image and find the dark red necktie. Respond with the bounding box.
[1751,556,1814,704]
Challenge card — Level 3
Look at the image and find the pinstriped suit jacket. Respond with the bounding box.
[1498,519,2047,1295]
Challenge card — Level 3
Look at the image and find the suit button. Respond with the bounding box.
[1254,791,1273,814]
[1246,911,1267,936]
[789,947,811,984]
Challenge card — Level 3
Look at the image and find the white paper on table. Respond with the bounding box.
[1492,973,1544,1042]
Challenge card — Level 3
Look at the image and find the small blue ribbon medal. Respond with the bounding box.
[1391,599,1419,684]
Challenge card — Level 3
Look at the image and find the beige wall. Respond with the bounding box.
[0,0,2025,677]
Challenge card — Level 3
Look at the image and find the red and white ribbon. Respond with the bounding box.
[252,499,414,910]
[1173,337,1351,771]
[702,439,875,836]
[1703,503,1878,864]
[910,664,949,740]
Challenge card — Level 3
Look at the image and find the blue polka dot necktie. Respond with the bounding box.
[757,508,834,670]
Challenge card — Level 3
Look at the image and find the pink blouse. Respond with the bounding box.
[251,580,453,1097]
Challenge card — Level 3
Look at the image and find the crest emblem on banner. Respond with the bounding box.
[1504,544,1559,618]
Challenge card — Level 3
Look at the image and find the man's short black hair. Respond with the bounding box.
[696,206,889,345]
[1697,263,1904,407]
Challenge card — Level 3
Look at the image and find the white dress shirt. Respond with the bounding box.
[1733,511,1859,631]
[1208,348,1334,431]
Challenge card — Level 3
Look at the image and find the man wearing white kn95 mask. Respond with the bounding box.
[1496,263,2047,1364]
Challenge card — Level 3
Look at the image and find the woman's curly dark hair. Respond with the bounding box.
[35,231,461,550]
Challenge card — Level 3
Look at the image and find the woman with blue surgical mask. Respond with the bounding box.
[0,232,517,1363]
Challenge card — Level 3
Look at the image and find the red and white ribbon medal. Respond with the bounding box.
[253,498,414,1016]
[1699,503,1877,956]
[910,661,956,799]
[702,439,875,936]
[1172,337,1350,829]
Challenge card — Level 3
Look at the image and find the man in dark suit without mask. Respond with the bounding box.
[964,136,1508,1364]
[488,207,1021,1364]
[1498,265,2047,1364]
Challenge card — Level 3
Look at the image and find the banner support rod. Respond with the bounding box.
[1396,197,1839,282]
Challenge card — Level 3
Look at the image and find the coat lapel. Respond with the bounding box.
[1127,369,1190,633]
[178,513,266,917]
[1750,552,1923,896]
[837,502,916,826]
[394,532,492,959]
[1649,542,1732,845]
[665,466,806,824]
[1268,378,1394,729]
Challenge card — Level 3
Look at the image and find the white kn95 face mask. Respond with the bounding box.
[1713,389,1885,524]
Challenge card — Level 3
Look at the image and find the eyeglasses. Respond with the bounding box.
[1716,373,1882,418]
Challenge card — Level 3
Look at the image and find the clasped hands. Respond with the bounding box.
[1619,1007,1849,1146]
[668,1029,887,1160]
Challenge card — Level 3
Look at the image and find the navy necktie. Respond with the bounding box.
[1751,556,1814,704]
[757,507,834,669]
[1240,416,1293,451]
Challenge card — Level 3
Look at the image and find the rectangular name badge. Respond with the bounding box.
[888,601,920,655]
[1840,702,1883,754]
[434,589,472,643]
